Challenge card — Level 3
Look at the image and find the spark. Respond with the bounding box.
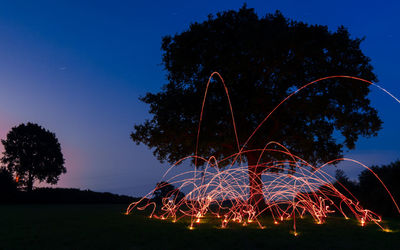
[291,231,299,237]
[383,228,394,233]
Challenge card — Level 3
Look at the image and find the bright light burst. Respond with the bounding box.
[126,73,400,234]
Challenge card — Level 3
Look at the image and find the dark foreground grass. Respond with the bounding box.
[0,204,399,249]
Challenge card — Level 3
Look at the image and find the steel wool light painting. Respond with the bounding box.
[126,73,400,235]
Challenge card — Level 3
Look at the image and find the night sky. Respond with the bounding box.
[0,0,399,196]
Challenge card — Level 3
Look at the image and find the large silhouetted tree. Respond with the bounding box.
[131,6,382,209]
[1,122,66,192]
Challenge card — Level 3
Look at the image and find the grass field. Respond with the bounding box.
[0,204,399,249]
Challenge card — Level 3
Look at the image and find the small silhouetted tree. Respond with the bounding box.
[1,122,66,192]
[131,6,382,209]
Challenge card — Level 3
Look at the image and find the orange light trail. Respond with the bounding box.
[126,73,400,234]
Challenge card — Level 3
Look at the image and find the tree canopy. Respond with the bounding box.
[1,122,66,192]
[131,6,382,207]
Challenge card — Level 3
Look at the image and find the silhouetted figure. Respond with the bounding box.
[1,122,66,192]
[131,5,382,211]
[334,169,359,195]
[153,181,184,204]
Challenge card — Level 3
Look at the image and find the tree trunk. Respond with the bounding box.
[27,172,33,192]
[247,151,267,212]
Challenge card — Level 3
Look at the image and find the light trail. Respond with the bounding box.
[126,73,400,235]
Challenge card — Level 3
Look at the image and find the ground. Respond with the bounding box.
[0,204,399,249]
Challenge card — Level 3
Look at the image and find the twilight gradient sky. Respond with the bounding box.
[0,0,399,196]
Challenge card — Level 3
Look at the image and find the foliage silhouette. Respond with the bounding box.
[131,5,382,209]
[1,122,66,192]
[358,161,400,216]
[0,167,17,201]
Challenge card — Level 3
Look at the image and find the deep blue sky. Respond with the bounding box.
[0,0,399,196]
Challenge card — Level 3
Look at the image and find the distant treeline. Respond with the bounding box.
[0,187,139,204]
[333,161,400,217]
[296,161,400,217]
[1,162,399,217]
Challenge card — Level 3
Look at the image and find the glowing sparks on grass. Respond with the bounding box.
[126,73,400,234]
